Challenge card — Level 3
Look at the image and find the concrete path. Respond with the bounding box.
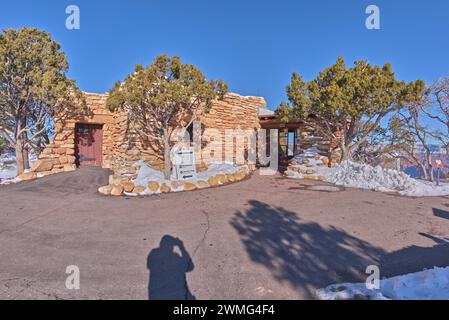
[1,167,449,299]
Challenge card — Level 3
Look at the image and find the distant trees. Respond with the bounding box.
[0,135,8,154]
[0,28,79,174]
[422,77,449,157]
[276,57,425,162]
[107,54,227,179]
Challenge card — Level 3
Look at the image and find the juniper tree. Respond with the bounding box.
[276,57,425,161]
[107,54,227,179]
[0,28,79,174]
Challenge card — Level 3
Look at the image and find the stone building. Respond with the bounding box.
[29,92,266,177]
[259,109,342,171]
[28,91,340,179]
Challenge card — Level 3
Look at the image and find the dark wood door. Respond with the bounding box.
[75,124,103,166]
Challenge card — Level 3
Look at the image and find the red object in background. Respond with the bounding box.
[75,124,103,166]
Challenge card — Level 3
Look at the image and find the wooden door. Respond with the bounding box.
[75,124,103,166]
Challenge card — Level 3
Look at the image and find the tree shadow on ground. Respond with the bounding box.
[380,233,449,278]
[230,200,449,299]
[230,200,383,298]
[433,208,449,221]
[147,235,196,300]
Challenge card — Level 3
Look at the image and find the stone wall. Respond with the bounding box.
[199,93,265,167]
[31,91,266,177]
[30,93,115,176]
[262,119,343,172]
[110,93,266,174]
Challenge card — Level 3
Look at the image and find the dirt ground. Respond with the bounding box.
[1,167,449,300]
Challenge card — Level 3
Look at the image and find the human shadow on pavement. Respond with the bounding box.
[147,235,196,300]
[230,200,449,299]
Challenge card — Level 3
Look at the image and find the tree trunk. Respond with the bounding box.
[163,128,171,180]
[15,137,26,175]
[22,131,30,170]
[340,145,352,162]
[426,153,434,182]
[419,163,428,180]
[23,147,30,170]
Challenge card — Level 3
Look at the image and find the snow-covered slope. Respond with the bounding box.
[327,161,449,197]
[0,153,19,183]
[286,146,449,197]
[0,153,37,184]
[317,267,449,300]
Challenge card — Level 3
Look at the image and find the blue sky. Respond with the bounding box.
[1,0,448,111]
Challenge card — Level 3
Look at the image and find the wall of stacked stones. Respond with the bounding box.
[199,93,265,168]
[109,93,266,175]
[296,124,343,166]
[28,93,115,177]
[273,123,343,171]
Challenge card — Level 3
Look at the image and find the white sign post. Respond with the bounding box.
[173,147,197,181]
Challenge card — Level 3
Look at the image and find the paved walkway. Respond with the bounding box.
[1,167,449,299]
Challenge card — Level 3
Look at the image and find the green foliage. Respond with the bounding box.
[106,54,228,178]
[277,57,425,160]
[107,54,227,115]
[0,28,79,172]
[0,28,79,113]
[0,135,6,153]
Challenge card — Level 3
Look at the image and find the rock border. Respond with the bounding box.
[98,168,251,197]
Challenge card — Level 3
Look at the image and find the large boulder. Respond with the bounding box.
[121,181,135,193]
[31,160,54,172]
[197,180,209,189]
[63,164,76,172]
[132,185,146,194]
[160,183,171,193]
[110,185,124,196]
[148,181,160,193]
[208,176,219,187]
[183,182,197,191]
[226,173,236,183]
[98,185,113,195]
[216,174,228,184]
[234,171,246,181]
[18,172,37,181]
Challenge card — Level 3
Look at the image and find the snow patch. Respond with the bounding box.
[317,267,449,300]
[286,146,449,197]
[132,160,247,195]
[327,161,449,197]
[0,153,37,185]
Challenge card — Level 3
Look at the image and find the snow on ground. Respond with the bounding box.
[285,146,331,180]
[327,161,449,197]
[317,267,449,300]
[0,153,37,185]
[131,160,247,195]
[0,153,18,183]
[286,146,449,197]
